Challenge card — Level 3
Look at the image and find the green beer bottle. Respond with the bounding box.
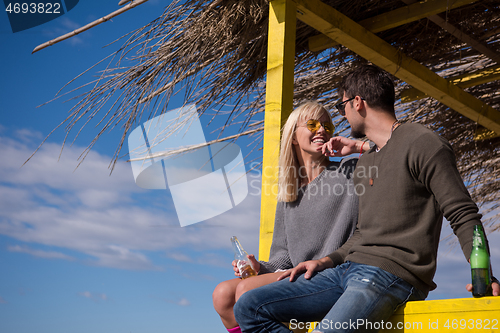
[470,225,492,297]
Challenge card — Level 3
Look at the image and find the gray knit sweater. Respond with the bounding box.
[259,158,359,274]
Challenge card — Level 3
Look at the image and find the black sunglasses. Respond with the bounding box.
[335,97,364,116]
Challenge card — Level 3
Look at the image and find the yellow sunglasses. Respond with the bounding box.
[303,119,335,135]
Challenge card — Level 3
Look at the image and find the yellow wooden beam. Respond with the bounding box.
[380,296,500,332]
[308,0,478,52]
[474,128,499,141]
[401,64,500,103]
[292,0,500,135]
[260,0,296,261]
[402,0,500,64]
[294,297,500,332]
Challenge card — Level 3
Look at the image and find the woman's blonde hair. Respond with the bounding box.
[277,101,331,202]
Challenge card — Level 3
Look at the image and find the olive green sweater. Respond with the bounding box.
[327,123,482,296]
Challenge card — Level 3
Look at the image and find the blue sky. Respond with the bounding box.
[0,1,499,333]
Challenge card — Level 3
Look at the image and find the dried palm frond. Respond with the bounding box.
[35,0,500,227]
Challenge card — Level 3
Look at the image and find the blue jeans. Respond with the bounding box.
[234,262,426,333]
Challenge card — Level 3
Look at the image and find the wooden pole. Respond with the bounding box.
[259,0,296,261]
[32,0,150,54]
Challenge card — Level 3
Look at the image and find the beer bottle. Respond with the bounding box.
[231,236,257,279]
[470,225,492,297]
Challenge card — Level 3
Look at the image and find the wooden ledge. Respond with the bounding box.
[290,297,500,332]
[381,297,499,332]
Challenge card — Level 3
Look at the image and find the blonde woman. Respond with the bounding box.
[212,101,367,333]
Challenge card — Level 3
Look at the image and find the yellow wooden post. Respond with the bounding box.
[259,0,296,261]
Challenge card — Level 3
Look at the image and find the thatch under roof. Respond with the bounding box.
[35,0,500,228]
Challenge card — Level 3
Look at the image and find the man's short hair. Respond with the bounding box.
[339,65,395,114]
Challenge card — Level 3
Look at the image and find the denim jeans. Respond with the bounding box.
[234,262,426,333]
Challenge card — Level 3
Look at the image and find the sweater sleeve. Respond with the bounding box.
[327,228,361,266]
[418,140,482,261]
[258,202,293,274]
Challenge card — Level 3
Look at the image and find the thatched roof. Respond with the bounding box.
[34,0,500,228]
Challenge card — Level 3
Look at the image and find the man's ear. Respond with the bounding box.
[354,96,367,117]
[354,96,364,111]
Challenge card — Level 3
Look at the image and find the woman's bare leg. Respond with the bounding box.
[235,271,283,301]
[213,278,241,328]
[213,272,283,328]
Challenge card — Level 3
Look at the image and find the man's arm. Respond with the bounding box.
[418,141,481,259]
[277,228,361,281]
[417,136,499,295]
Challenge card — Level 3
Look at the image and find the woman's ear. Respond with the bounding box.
[292,133,298,145]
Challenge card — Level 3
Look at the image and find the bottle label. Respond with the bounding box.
[471,268,492,297]
[473,233,483,246]
[238,260,257,279]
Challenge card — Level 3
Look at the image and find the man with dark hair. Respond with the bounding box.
[234,64,499,333]
[339,64,395,114]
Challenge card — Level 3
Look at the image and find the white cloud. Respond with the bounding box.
[79,291,92,298]
[7,245,75,261]
[60,17,81,30]
[0,130,261,271]
[76,189,124,209]
[165,251,230,268]
[177,298,190,306]
[14,129,43,143]
[0,136,136,193]
[41,17,84,46]
[166,252,193,263]
[85,245,162,271]
[78,291,108,302]
[163,297,190,307]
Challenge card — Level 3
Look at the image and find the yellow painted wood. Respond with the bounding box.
[292,298,500,332]
[474,128,499,140]
[308,0,478,52]
[380,297,500,332]
[259,0,296,261]
[292,0,500,135]
[401,64,500,103]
